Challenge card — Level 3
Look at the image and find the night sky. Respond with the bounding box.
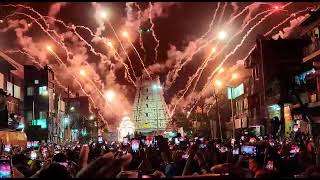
[0,2,319,125]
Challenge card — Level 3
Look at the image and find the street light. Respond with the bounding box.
[70,106,75,111]
[213,80,223,140]
[89,115,95,120]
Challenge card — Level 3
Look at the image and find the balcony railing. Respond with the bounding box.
[303,38,320,59]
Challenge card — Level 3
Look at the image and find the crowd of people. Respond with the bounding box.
[1,132,320,178]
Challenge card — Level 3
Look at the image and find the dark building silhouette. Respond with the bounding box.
[24,65,55,141]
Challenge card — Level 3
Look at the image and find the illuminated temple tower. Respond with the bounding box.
[132,75,171,134]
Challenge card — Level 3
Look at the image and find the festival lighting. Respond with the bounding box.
[122,31,129,38]
[118,116,135,141]
[80,69,86,76]
[231,73,238,80]
[218,31,227,40]
[105,90,115,102]
[218,68,225,74]
[211,47,217,53]
[46,45,53,51]
[107,41,113,48]
[215,80,223,88]
[99,10,108,19]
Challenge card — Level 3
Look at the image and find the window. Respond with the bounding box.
[34,80,39,84]
[39,86,47,95]
[27,87,34,96]
[146,104,148,108]
[146,88,148,92]
[26,111,33,124]
[145,113,148,117]
[146,96,149,100]
[0,73,4,89]
[39,111,47,119]
[13,85,21,99]
[7,82,13,96]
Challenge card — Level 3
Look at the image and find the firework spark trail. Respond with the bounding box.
[134,2,147,54]
[166,3,259,90]
[205,3,292,85]
[6,12,113,116]
[0,51,24,70]
[4,49,72,97]
[110,46,137,86]
[41,15,115,72]
[187,45,257,115]
[264,6,313,36]
[149,2,160,63]
[5,49,43,68]
[173,9,271,101]
[48,49,114,114]
[0,4,49,29]
[165,37,216,90]
[127,40,151,78]
[15,13,109,94]
[176,3,293,116]
[1,6,109,125]
[217,2,228,26]
[200,2,221,40]
[170,53,213,115]
[7,49,107,126]
[185,3,294,115]
[106,21,138,80]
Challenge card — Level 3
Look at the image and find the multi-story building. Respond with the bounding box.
[224,71,251,137]
[290,9,320,137]
[244,37,304,136]
[24,65,55,141]
[0,51,24,129]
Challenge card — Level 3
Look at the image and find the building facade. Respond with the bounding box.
[64,96,97,142]
[24,65,55,141]
[132,76,171,135]
[289,9,320,137]
[243,37,304,136]
[0,51,24,129]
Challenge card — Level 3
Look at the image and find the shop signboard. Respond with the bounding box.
[227,83,244,100]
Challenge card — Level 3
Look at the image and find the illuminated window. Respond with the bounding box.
[7,82,13,96]
[13,85,21,99]
[39,111,47,119]
[0,73,4,89]
[27,87,34,96]
[39,86,47,95]
[34,80,39,84]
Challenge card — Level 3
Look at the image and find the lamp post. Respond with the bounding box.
[214,80,223,140]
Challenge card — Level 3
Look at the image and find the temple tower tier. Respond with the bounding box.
[132,76,171,135]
